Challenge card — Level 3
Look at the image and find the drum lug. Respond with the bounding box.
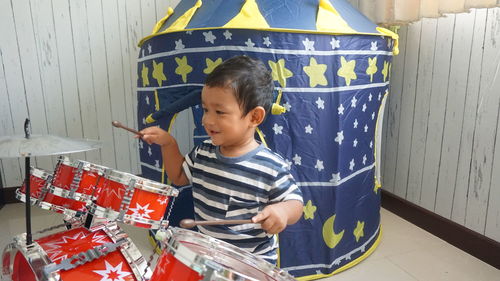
[117,179,136,221]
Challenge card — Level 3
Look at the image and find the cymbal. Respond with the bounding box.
[0,134,101,158]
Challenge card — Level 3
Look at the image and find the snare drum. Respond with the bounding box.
[151,228,296,281]
[16,168,87,217]
[89,169,178,229]
[49,157,107,202]
[1,222,151,281]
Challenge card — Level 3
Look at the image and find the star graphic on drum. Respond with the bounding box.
[42,231,108,262]
[93,261,132,281]
[129,203,155,219]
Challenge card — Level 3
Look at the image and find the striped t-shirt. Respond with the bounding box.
[182,140,303,262]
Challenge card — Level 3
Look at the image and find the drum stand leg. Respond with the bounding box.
[84,209,94,229]
[24,156,33,246]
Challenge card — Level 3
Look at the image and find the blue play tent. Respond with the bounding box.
[136,0,398,279]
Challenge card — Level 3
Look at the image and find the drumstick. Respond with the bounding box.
[111,120,144,137]
[180,218,254,229]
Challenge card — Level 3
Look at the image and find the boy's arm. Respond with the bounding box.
[139,126,190,186]
[252,200,303,234]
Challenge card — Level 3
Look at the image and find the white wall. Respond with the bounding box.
[380,8,500,242]
[0,0,181,188]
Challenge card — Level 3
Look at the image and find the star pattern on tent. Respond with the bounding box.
[203,31,216,44]
[302,38,315,51]
[338,104,345,115]
[349,159,355,171]
[273,123,283,134]
[366,56,378,82]
[337,56,357,86]
[362,103,367,112]
[93,261,132,281]
[303,200,317,220]
[351,96,357,108]
[364,124,368,133]
[203,58,223,74]
[145,95,149,105]
[315,159,324,171]
[152,60,167,87]
[316,97,325,109]
[353,119,358,128]
[305,124,313,134]
[175,56,192,83]
[245,38,255,47]
[223,30,232,40]
[363,154,367,165]
[330,172,341,183]
[303,57,328,87]
[293,154,302,165]
[268,59,293,88]
[141,64,149,87]
[335,131,344,145]
[353,221,365,242]
[330,38,340,49]
[283,101,292,112]
[175,39,185,50]
[368,93,373,102]
[155,160,160,168]
[263,37,271,47]
[353,139,358,147]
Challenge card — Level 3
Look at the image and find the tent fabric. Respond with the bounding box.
[136,0,394,279]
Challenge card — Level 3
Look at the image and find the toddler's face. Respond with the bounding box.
[201,86,254,147]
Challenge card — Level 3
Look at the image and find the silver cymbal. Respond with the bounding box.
[0,134,101,158]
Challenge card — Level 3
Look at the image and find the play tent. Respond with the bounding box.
[136,0,398,279]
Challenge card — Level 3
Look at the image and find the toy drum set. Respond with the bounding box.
[2,156,297,281]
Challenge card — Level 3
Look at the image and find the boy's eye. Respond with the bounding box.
[216,110,225,115]
[202,108,208,113]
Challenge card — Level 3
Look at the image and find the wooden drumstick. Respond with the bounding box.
[111,120,144,137]
[180,218,254,229]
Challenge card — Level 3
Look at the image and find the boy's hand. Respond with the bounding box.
[252,204,289,234]
[139,126,173,147]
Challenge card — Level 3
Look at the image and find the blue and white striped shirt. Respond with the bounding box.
[183,140,303,262]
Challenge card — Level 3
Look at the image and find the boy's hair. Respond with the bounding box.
[205,55,274,116]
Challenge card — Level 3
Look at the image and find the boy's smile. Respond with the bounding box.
[201,86,260,157]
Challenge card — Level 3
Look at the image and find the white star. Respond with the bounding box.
[363,154,367,165]
[93,261,132,281]
[285,159,293,170]
[273,123,283,135]
[145,95,150,105]
[316,97,325,109]
[315,159,324,171]
[245,38,255,47]
[330,38,340,49]
[223,30,232,40]
[186,30,193,35]
[148,44,152,54]
[379,92,382,101]
[353,119,358,128]
[370,141,373,148]
[330,172,341,183]
[302,38,315,51]
[362,103,367,112]
[175,39,185,50]
[368,93,373,101]
[155,160,160,168]
[263,37,271,47]
[361,245,366,252]
[353,139,358,147]
[157,197,168,205]
[283,102,292,112]
[370,41,378,51]
[346,254,352,260]
[351,96,357,108]
[293,154,302,165]
[139,140,144,149]
[335,131,344,145]
[305,125,313,134]
[372,112,376,120]
[338,104,345,115]
[203,31,216,44]
[333,259,342,265]
[148,147,152,156]
[142,117,146,125]
[364,124,369,132]
[349,159,355,171]
[129,203,155,219]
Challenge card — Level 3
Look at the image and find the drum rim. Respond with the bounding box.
[88,204,169,229]
[104,170,179,197]
[57,157,108,173]
[29,167,52,180]
[47,184,94,202]
[160,227,296,281]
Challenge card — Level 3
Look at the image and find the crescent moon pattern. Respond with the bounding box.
[322,214,345,249]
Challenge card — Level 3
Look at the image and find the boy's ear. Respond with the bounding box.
[249,106,266,127]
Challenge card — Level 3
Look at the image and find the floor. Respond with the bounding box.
[0,203,498,281]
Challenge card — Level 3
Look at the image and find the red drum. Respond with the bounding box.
[1,222,151,281]
[89,170,178,229]
[151,228,296,281]
[16,168,87,216]
[49,157,107,203]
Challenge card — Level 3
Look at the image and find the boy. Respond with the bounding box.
[140,55,303,263]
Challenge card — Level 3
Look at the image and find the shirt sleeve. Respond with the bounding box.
[182,146,197,185]
[268,168,303,203]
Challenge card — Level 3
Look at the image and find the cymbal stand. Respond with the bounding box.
[23,118,33,246]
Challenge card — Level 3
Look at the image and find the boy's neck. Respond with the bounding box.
[219,137,260,158]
